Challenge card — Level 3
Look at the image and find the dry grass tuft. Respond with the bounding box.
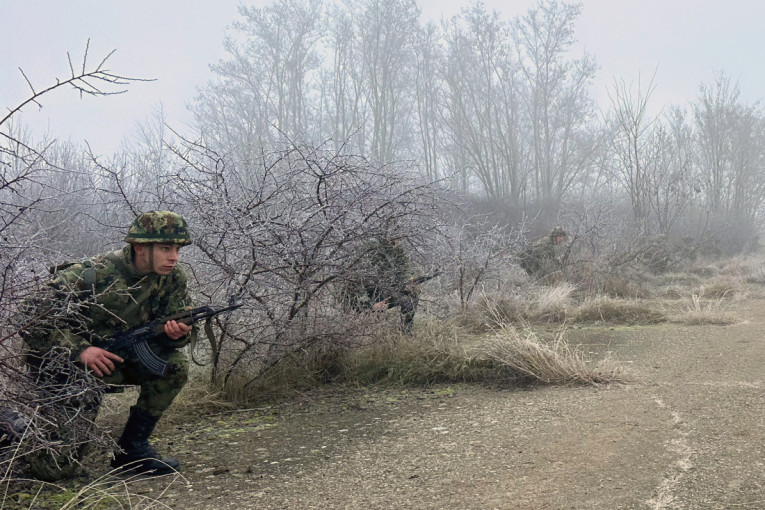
[698,275,744,299]
[2,469,185,509]
[341,319,485,386]
[600,275,652,298]
[571,296,666,325]
[744,267,765,285]
[657,285,689,300]
[670,294,737,325]
[459,283,577,330]
[479,324,624,385]
[686,263,719,278]
[660,272,703,287]
[171,375,238,414]
[531,282,576,321]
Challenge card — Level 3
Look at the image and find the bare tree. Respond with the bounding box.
[444,217,519,311]
[692,72,765,250]
[322,0,369,153]
[513,0,597,210]
[440,4,525,199]
[413,22,445,182]
[195,0,325,164]
[605,74,658,230]
[646,107,696,235]
[356,0,420,163]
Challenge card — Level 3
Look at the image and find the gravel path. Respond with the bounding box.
[104,296,765,509]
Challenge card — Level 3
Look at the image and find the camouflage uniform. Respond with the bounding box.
[518,227,567,277]
[20,211,194,479]
[343,238,419,331]
[25,245,193,415]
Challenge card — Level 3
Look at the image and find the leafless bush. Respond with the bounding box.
[0,47,144,482]
[699,276,743,299]
[439,216,523,311]
[164,140,449,389]
[557,200,701,297]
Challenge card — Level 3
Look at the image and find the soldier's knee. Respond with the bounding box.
[163,351,189,390]
[170,359,188,390]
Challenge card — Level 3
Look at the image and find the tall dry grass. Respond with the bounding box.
[480,323,624,385]
[571,296,667,325]
[669,294,737,325]
[459,282,577,330]
[2,468,185,510]
[220,314,625,400]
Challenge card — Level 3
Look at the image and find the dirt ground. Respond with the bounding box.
[26,294,765,509]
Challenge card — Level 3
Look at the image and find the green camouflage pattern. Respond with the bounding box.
[518,228,566,277]
[17,241,195,481]
[369,238,414,289]
[342,238,419,330]
[124,210,191,245]
[550,226,567,238]
[23,245,194,416]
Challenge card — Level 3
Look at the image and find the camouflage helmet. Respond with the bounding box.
[124,210,192,245]
[550,226,567,238]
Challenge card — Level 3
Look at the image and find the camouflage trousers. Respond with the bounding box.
[102,344,189,418]
[382,292,418,332]
[22,346,188,480]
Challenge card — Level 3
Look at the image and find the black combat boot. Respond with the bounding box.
[0,408,30,447]
[111,407,179,474]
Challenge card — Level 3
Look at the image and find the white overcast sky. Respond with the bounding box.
[3,0,765,155]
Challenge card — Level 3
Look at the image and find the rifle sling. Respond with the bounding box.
[190,317,218,368]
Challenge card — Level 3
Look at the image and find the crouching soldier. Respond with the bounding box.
[343,237,420,333]
[19,211,196,479]
[518,226,568,278]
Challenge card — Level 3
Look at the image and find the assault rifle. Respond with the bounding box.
[106,303,242,376]
[408,271,441,286]
[374,271,442,308]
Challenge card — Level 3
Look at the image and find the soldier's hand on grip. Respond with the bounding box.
[79,346,124,377]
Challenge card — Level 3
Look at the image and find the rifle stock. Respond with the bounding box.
[105,303,241,376]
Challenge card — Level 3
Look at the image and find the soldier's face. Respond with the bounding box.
[134,243,182,275]
[554,235,565,244]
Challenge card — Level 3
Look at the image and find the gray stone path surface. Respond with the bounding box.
[126,296,764,509]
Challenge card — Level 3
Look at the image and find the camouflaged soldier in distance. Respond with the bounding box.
[518,227,567,277]
[342,238,420,332]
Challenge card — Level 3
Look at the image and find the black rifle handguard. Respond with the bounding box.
[105,303,242,376]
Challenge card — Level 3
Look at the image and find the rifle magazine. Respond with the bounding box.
[133,340,170,376]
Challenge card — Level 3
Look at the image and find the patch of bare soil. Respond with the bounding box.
[31,296,765,509]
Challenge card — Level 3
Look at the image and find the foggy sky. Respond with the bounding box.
[3,0,765,154]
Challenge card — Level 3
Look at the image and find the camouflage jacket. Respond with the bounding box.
[22,246,195,357]
[518,237,562,276]
[369,239,413,292]
[341,239,415,310]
